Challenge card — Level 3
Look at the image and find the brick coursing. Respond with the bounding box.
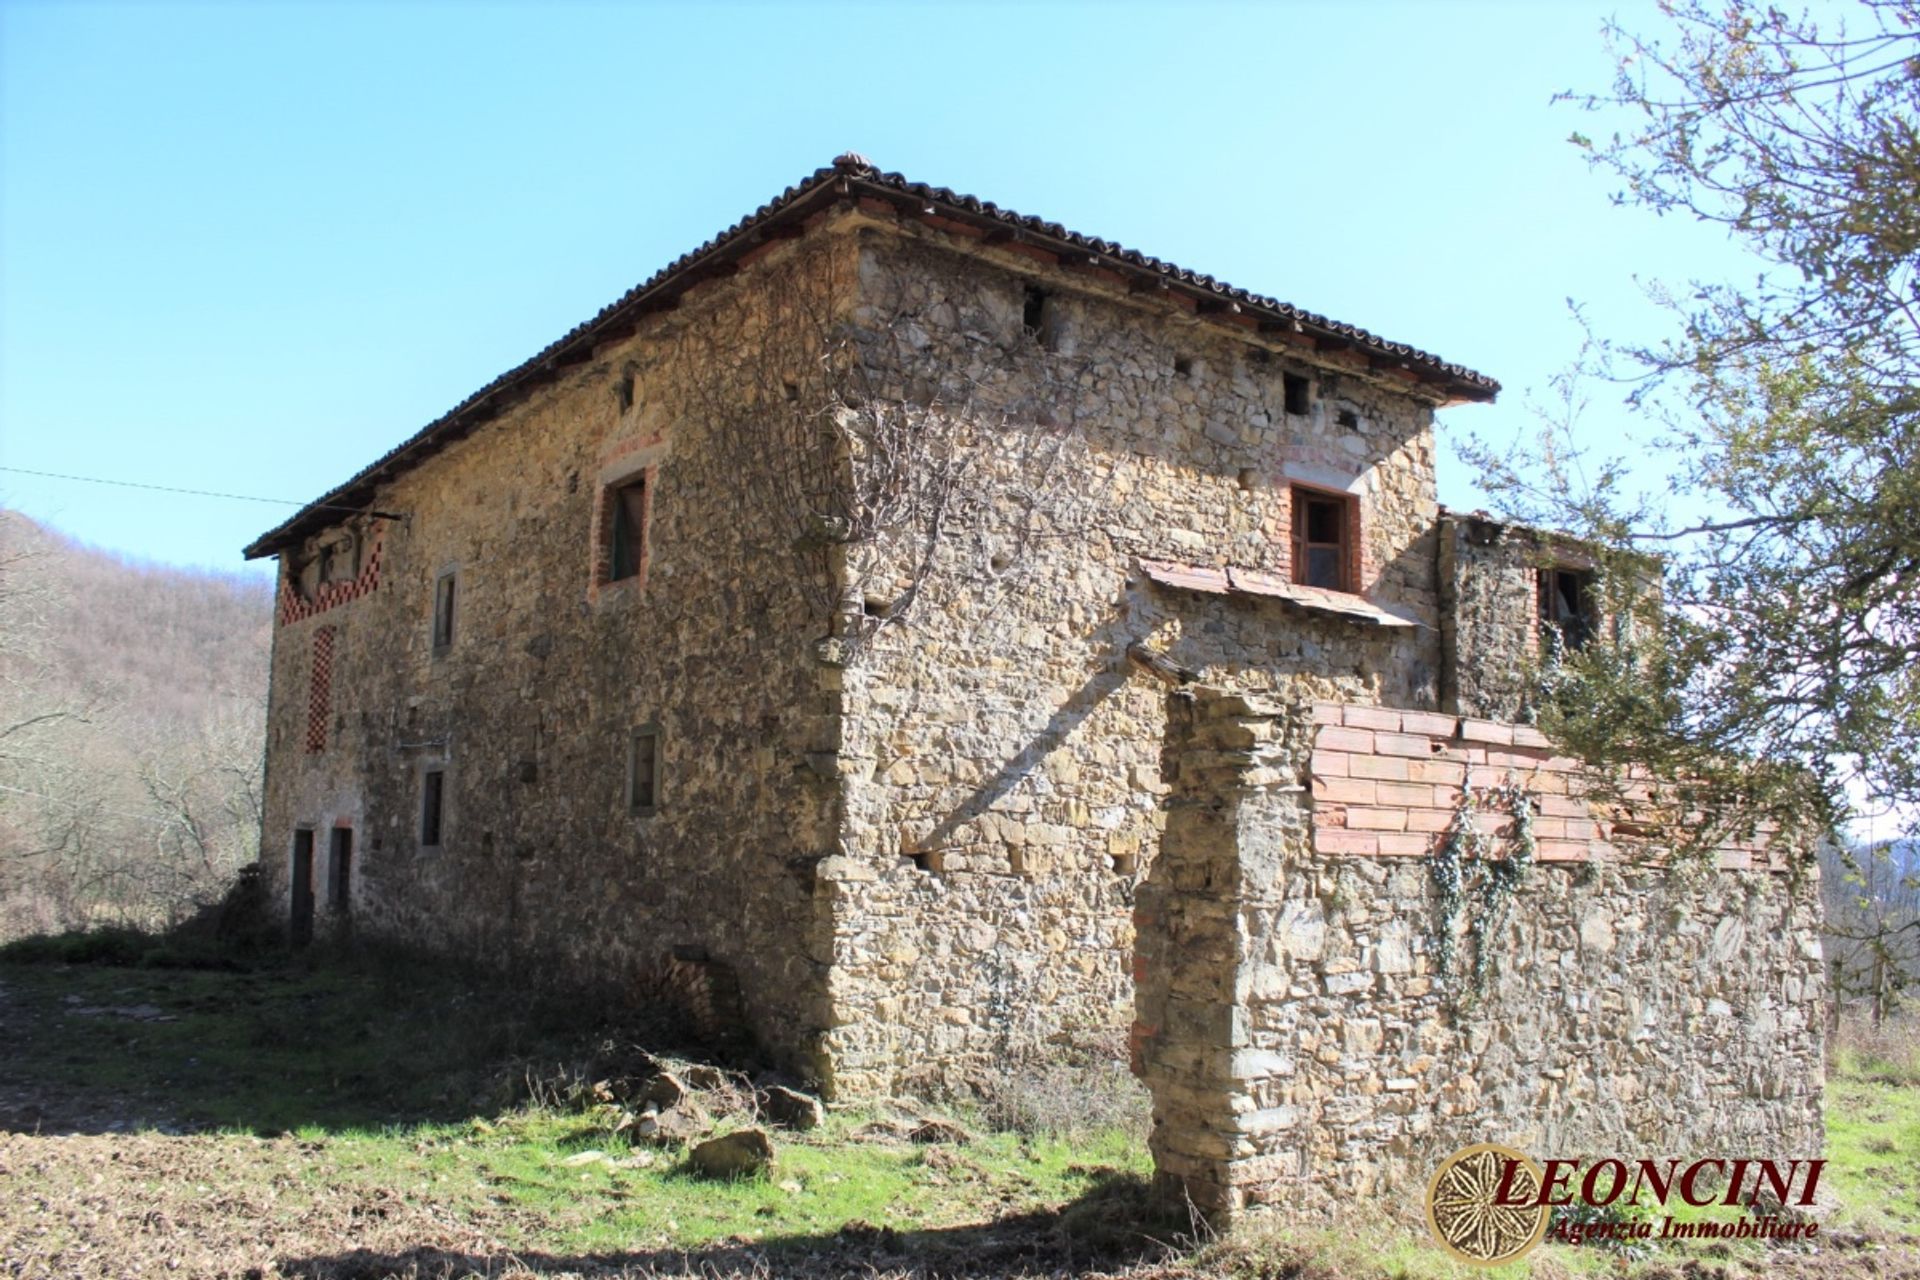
[1135,688,1823,1222]
[278,529,384,627]
[305,626,334,754]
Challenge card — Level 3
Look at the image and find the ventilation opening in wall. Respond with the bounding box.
[1284,373,1312,416]
[783,380,800,402]
[615,370,636,412]
[1336,408,1359,430]
[1022,284,1054,348]
[908,848,943,873]
[862,595,893,619]
[1109,851,1138,876]
[1173,355,1192,378]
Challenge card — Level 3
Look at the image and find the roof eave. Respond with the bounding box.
[245,157,1499,560]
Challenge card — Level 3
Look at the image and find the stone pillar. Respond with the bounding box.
[1131,686,1312,1222]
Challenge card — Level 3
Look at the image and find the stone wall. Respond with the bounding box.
[1135,688,1824,1220]
[821,221,1458,1094]
[258,200,1675,1103]
[258,234,857,1067]
[1438,511,1540,721]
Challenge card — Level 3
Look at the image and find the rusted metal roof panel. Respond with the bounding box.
[1144,559,1421,628]
[1140,560,1232,594]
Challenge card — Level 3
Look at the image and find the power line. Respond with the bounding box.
[0,466,401,520]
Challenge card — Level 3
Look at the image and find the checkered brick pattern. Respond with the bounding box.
[305,625,335,754]
[280,531,383,627]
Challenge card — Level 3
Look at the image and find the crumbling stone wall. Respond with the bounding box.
[1438,510,1540,721]
[822,222,1457,1093]
[259,235,859,1067]
[1135,688,1825,1221]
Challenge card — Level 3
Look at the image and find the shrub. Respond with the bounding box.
[1829,1008,1920,1086]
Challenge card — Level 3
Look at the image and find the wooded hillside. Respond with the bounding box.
[0,509,272,938]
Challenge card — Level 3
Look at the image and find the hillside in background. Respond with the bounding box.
[0,509,272,937]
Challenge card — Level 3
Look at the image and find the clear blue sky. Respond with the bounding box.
[1,0,1745,576]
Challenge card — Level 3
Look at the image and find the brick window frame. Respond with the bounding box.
[589,464,656,596]
[1537,563,1598,651]
[1287,483,1361,594]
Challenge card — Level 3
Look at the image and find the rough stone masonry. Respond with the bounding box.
[244,156,1823,1217]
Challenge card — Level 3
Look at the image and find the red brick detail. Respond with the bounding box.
[1349,754,1411,781]
[1341,706,1403,732]
[1309,703,1789,872]
[587,463,657,602]
[1314,828,1379,855]
[1309,750,1351,778]
[278,531,384,627]
[1347,807,1409,831]
[305,625,335,754]
[1316,727,1374,753]
[1313,777,1378,805]
[1399,711,1459,738]
[1460,718,1516,746]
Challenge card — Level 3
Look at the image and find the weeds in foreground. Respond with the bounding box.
[1829,1009,1920,1087]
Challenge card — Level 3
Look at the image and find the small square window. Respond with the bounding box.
[432,571,456,652]
[420,769,445,848]
[1283,373,1312,416]
[607,476,650,584]
[1021,284,1056,349]
[1291,487,1353,592]
[628,725,660,816]
[1539,566,1597,650]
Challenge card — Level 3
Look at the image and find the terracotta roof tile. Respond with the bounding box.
[246,155,1499,559]
[1145,559,1422,628]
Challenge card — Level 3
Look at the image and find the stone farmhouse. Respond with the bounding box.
[248,156,1823,1217]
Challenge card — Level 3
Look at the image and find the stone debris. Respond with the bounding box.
[689,1127,774,1178]
[758,1084,824,1131]
[631,1099,709,1148]
[906,1118,971,1146]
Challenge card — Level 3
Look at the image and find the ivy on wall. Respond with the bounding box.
[1429,776,1538,1005]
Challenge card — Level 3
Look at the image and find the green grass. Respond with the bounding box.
[0,944,1160,1269]
[3,941,1916,1279]
[0,949,609,1132]
[297,1111,1148,1256]
[1824,1075,1920,1236]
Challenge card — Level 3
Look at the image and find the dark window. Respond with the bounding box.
[290,829,315,947]
[608,476,649,583]
[1022,285,1047,332]
[1283,373,1312,416]
[1291,488,1353,592]
[432,572,456,652]
[421,770,445,848]
[628,725,659,815]
[1539,567,1597,650]
[1021,284,1055,348]
[327,828,353,914]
